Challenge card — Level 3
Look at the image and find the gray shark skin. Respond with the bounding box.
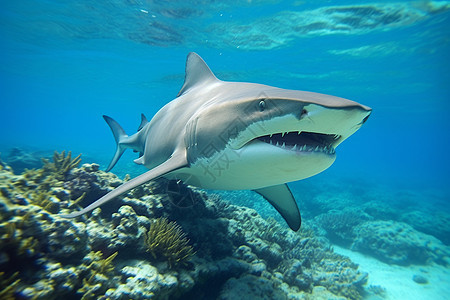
[61,52,371,231]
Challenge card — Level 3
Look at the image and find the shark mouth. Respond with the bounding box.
[256,131,340,155]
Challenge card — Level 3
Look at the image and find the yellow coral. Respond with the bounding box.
[1,151,84,214]
[78,251,118,300]
[0,219,40,258]
[0,271,20,300]
[42,150,81,181]
[145,217,195,268]
[88,251,118,275]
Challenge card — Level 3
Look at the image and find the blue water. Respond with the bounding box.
[1,1,450,298]
[1,1,449,192]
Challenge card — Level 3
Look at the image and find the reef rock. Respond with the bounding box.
[351,220,450,265]
[315,209,372,246]
[219,274,287,300]
[105,260,181,299]
[400,209,450,246]
[0,153,370,300]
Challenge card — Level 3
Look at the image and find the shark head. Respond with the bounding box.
[181,55,371,189]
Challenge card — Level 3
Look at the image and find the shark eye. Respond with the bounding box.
[259,100,266,111]
[300,109,308,118]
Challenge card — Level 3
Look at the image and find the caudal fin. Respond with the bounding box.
[103,115,128,172]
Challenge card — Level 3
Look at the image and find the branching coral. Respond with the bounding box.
[78,251,118,299]
[42,150,81,181]
[85,251,118,281]
[145,217,195,268]
[0,219,40,259]
[19,150,80,185]
[0,151,85,214]
[0,271,20,300]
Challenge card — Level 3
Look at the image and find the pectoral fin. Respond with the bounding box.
[60,150,188,218]
[253,184,301,231]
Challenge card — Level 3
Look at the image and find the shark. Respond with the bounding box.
[61,52,371,231]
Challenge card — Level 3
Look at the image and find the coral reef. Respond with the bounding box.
[351,220,450,265]
[399,209,450,246]
[219,274,287,300]
[314,209,372,246]
[0,151,372,299]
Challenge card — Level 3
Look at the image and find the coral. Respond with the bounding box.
[246,236,283,268]
[399,209,450,246]
[179,217,233,260]
[0,271,20,300]
[315,257,367,300]
[222,200,368,299]
[186,257,250,298]
[87,205,149,253]
[219,274,287,300]
[145,217,195,268]
[105,260,181,299]
[20,261,81,299]
[42,150,81,181]
[0,213,41,263]
[64,163,124,207]
[315,209,371,246]
[1,151,373,300]
[78,251,119,299]
[0,151,86,215]
[352,220,450,265]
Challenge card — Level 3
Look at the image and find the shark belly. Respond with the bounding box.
[170,143,336,190]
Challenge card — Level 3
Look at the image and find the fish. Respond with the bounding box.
[61,52,371,231]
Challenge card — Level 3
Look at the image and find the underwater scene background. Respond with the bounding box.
[1,0,449,299]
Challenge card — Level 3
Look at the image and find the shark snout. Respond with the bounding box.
[361,110,371,125]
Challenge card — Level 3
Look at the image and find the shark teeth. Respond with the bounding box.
[256,131,338,155]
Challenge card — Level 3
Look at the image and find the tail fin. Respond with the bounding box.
[103,115,128,172]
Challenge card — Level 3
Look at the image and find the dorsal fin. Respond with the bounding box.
[137,113,149,131]
[177,52,219,97]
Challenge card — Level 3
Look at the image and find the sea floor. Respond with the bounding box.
[1,147,450,299]
[334,245,450,300]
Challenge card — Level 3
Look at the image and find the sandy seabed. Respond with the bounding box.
[333,246,450,300]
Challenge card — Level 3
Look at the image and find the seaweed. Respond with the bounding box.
[145,217,195,268]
